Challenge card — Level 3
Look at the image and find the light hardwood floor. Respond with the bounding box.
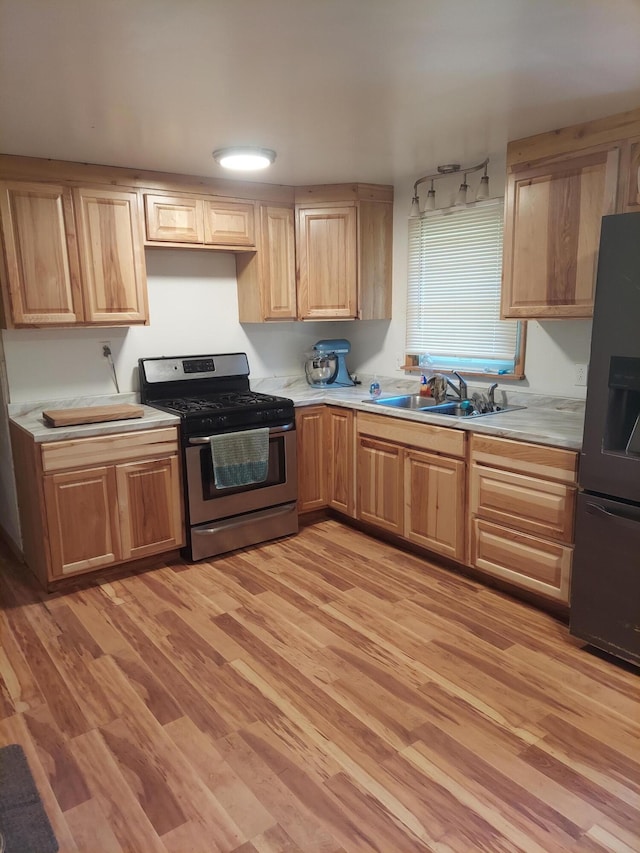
[0,517,638,852]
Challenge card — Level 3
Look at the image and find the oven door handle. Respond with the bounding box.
[188,423,295,445]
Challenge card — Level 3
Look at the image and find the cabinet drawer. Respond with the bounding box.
[469,462,576,543]
[470,517,572,603]
[41,427,179,472]
[470,433,578,484]
[357,412,465,458]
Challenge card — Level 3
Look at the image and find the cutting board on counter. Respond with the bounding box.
[42,404,145,428]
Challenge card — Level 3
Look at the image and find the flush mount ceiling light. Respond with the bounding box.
[212,147,276,171]
[410,157,490,215]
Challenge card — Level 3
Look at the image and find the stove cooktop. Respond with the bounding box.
[155,391,287,416]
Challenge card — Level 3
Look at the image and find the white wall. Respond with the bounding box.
[1,250,351,402]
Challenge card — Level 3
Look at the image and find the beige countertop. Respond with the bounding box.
[9,380,585,451]
[253,378,585,451]
[9,393,180,442]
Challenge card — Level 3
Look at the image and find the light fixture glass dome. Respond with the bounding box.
[213,147,276,171]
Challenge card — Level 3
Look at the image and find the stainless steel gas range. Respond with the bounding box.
[139,353,298,561]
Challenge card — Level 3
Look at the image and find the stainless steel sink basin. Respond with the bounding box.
[365,394,443,410]
[367,394,526,419]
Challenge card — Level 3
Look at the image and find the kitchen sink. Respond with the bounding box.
[365,394,443,410]
[367,394,526,418]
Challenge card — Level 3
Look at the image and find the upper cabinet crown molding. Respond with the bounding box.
[502,107,640,320]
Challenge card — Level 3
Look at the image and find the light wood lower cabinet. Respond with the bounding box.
[326,407,355,517]
[471,518,572,603]
[404,449,466,561]
[356,412,466,560]
[295,406,327,512]
[296,405,355,515]
[468,433,578,602]
[357,436,403,534]
[10,425,184,586]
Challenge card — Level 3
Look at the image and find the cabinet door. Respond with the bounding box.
[144,194,204,242]
[74,187,148,324]
[404,449,465,561]
[0,181,83,325]
[295,407,327,512]
[357,436,403,534]
[44,466,121,577]
[260,204,297,319]
[116,456,183,560]
[502,147,619,318]
[326,407,355,517]
[297,205,357,319]
[203,201,255,247]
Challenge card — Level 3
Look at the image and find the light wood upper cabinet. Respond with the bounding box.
[297,205,358,319]
[501,147,620,319]
[74,187,148,324]
[145,194,204,242]
[295,184,393,321]
[236,203,297,321]
[502,107,640,319]
[0,181,83,325]
[144,192,256,249]
[0,181,147,328]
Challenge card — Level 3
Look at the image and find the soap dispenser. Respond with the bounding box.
[369,375,381,398]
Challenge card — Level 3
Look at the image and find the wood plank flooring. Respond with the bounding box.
[0,517,638,852]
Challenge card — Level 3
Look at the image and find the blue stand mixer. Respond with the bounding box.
[305,339,355,387]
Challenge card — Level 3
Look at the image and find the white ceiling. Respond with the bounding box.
[1,0,640,187]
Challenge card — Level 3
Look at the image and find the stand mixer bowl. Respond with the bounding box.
[305,352,338,386]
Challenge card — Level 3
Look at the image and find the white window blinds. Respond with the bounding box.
[406,199,519,367]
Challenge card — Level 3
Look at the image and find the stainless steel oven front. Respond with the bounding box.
[184,423,298,560]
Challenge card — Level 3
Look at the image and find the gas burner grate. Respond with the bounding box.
[157,391,283,415]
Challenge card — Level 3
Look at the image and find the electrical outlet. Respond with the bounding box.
[100,340,112,359]
[395,352,405,371]
[574,363,588,386]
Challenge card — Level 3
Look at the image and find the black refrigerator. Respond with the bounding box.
[569,212,640,667]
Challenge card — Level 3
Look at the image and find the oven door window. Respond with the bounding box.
[200,433,286,499]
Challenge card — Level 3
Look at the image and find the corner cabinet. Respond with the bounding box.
[0,181,148,327]
[295,405,356,516]
[9,425,184,588]
[295,184,393,320]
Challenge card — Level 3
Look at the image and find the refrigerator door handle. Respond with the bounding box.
[586,501,640,531]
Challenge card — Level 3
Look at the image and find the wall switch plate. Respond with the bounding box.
[574,363,588,386]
